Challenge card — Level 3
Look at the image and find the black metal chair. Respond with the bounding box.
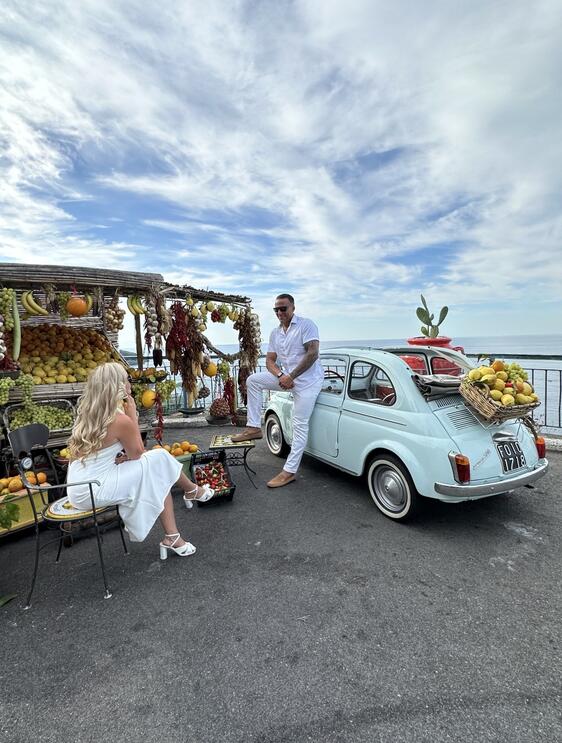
[8,424,128,609]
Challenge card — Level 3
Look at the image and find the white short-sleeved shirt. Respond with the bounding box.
[268,315,323,388]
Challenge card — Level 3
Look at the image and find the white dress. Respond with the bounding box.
[67,441,182,542]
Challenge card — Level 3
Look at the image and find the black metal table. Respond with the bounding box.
[208,435,257,488]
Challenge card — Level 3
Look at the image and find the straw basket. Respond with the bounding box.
[459,379,540,422]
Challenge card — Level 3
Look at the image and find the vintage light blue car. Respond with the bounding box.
[264,346,549,520]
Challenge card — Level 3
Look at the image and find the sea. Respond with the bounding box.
[218,333,562,433]
[124,334,562,433]
[216,333,562,367]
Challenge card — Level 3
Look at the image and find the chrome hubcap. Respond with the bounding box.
[373,466,408,512]
[267,420,282,453]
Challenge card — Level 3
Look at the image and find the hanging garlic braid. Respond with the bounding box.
[68,362,129,460]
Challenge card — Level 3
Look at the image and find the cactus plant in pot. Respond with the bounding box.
[407,294,463,351]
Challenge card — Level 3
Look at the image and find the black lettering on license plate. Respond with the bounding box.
[496,441,526,473]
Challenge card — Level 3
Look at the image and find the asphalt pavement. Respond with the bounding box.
[1,425,561,743]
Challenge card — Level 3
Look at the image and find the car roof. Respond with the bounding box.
[321,345,469,362]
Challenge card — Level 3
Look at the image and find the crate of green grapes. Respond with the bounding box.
[3,398,75,433]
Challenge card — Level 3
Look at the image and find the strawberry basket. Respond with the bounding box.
[459,379,541,422]
[189,449,236,504]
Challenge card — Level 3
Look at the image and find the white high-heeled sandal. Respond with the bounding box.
[183,484,214,508]
[159,533,196,560]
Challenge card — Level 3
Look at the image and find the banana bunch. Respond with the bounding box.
[21,291,49,316]
[127,295,146,315]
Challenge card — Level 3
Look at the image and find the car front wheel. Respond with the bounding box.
[367,455,420,520]
[265,413,290,458]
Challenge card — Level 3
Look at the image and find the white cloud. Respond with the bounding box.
[0,0,561,340]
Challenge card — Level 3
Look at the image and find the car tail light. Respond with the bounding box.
[535,436,546,459]
[449,453,471,483]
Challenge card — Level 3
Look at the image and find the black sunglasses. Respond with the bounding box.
[273,306,289,313]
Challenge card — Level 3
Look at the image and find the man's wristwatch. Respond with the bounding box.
[276,371,284,378]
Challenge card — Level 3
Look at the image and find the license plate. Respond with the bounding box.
[496,441,526,473]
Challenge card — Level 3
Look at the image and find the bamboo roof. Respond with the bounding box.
[164,283,251,305]
[0,264,251,304]
[0,263,163,291]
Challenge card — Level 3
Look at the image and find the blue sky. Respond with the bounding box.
[1,0,561,352]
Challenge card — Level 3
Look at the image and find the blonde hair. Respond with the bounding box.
[68,362,129,460]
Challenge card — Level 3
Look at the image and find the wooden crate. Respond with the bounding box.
[0,489,45,536]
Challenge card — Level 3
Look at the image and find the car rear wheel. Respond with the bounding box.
[265,413,290,458]
[367,455,420,520]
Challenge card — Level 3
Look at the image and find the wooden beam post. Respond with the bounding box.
[134,314,144,370]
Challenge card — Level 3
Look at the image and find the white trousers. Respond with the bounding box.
[246,371,323,474]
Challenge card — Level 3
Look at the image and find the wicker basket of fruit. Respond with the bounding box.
[460,360,540,422]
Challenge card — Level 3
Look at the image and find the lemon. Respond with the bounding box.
[501,394,515,406]
[489,389,503,401]
[468,369,482,381]
[494,379,505,392]
[496,371,508,381]
[481,374,497,386]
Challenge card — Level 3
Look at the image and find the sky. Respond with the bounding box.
[1,0,561,353]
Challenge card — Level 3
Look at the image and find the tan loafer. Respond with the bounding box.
[267,471,296,488]
[231,427,263,443]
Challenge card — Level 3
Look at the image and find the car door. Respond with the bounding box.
[306,355,349,459]
[337,359,405,474]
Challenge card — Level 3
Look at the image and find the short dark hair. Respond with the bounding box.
[276,293,294,304]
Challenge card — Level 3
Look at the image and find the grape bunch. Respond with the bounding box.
[505,362,528,383]
[131,383,148,407]
[57,291,71,320]
[155,379,176,402]
[9,403,74,431]
[0,287,15,330]
[217,360,230,381]
[0,377,15,405]
[0,313,6,361]
[16,373,35,406]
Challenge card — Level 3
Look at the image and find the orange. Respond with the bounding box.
[152,444,162,449]
[188,444,198,453]
[491,359,504,372]
[24,472,37,485]
[36,472,47,484]
[172,449,183,458]
[180,441,191,451]
[163,444,171,452]
[171,442,181,450]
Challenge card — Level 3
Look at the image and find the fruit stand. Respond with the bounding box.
[0,263,260,533]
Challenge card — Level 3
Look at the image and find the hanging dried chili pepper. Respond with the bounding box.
[153,391,164,444]
[223,377,235,414]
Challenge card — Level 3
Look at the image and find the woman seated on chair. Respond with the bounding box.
[67,362,212,560]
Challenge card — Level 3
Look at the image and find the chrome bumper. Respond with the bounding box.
[434,460,549,498]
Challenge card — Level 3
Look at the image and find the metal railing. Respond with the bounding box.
[129,352,562,435]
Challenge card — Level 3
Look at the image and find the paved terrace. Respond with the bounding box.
[1,424,561,743]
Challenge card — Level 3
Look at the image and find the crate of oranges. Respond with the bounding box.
[0,471,50,535]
